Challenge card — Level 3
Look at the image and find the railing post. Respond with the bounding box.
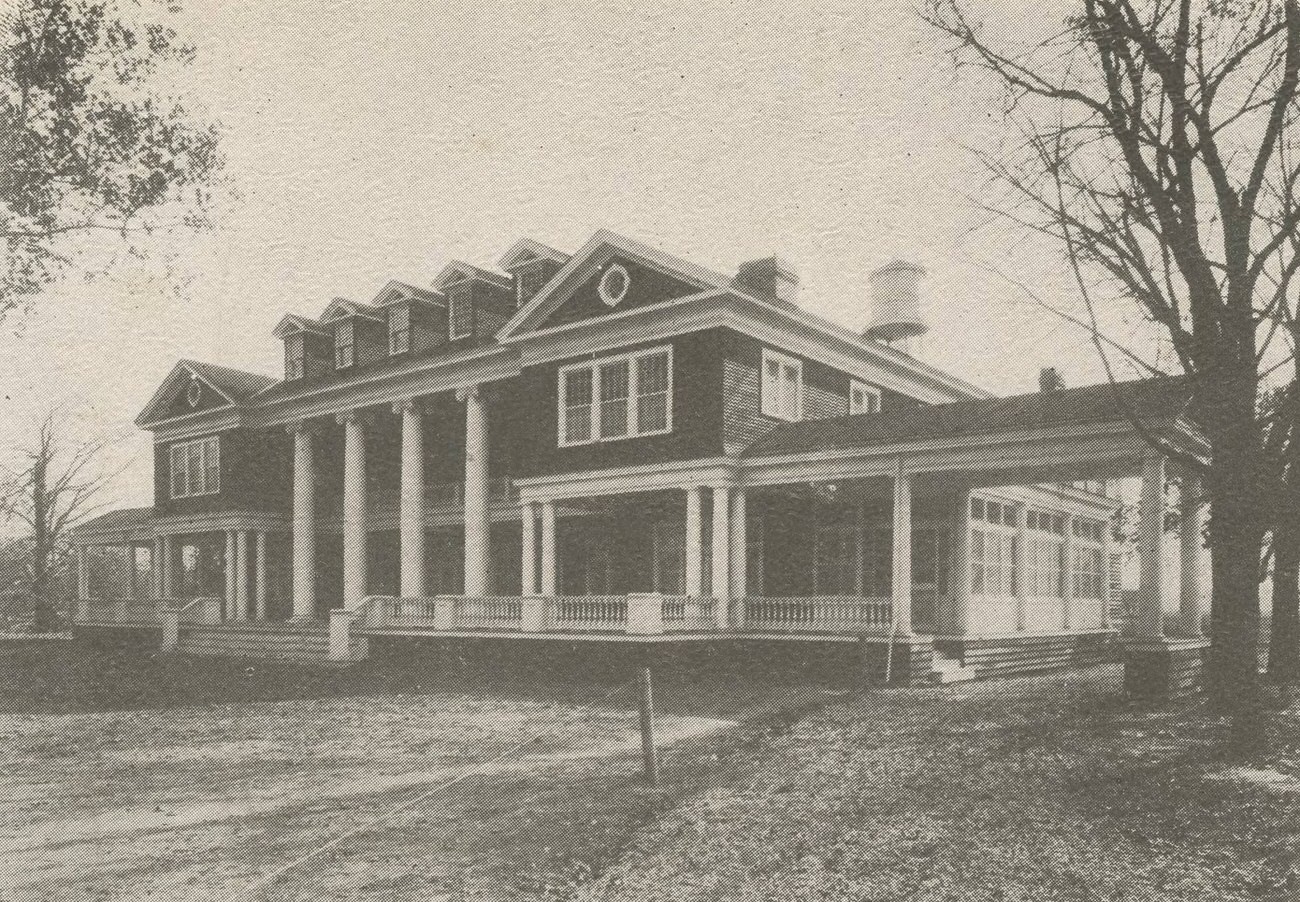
[627,593,665,635]
[433,595,456,630]
[520,595,546,632]
[160,605,180,652]
[329,608,357,662]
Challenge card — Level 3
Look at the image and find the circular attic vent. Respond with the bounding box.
[186,376,203,408]
[598,264,631,307]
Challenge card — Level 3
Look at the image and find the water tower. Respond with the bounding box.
[864,260,929,355]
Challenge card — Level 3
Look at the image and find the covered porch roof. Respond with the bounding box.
[742,375,1205,490]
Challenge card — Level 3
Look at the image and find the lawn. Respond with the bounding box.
[0,637,836,901]
[578,666,1300,901]
[3,639,1298,901]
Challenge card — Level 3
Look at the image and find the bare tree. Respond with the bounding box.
[0,412,118,630]
[0,0,224,321]
[925,0,1300,717]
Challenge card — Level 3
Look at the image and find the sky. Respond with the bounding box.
[0,0,1147,513]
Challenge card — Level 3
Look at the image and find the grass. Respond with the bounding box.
[0,636,838,900]
[5,636,1298,900]
[576,666,1300,901]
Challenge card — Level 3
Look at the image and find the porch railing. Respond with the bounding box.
[741,596,893,633]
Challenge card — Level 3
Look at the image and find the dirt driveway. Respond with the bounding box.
[0,639,837,901]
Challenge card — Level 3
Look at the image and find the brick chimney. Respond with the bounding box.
[733,256,799,307]
[1039,367,1066,392]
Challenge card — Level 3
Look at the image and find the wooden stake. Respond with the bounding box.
[639,661,659,786]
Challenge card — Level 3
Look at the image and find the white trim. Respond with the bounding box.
[506,290,985,404]
[499,229,729,338]
[761,348,803,421]
[598,264,631,307]
[850,380,882,415]
[558,345,673,447]
[135,361,255,428]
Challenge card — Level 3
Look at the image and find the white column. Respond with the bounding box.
[224,530,237,620]
[460,385,491,596]
[1014,501,1029,632]
[950,490,972,635]
[729,488,747,601]
[341,411,369,610]
[398,399,427,598]
[1062,515,1075,631]
[540,500,557,596]
[1135,451,1167,639]
[891,464,913,636]
[1179,474,1209,638]
[521,502,538,595]
[234,530,250,621]
[684,487,704,597]
[160,535,172,599]
[711,487,730,626]
[291,424,317,620]
[153,537,164,599]
[255,531,268,620]
[76,546,89,599]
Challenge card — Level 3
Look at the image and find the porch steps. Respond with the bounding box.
[929,649,977,684]
[175,623,344,664]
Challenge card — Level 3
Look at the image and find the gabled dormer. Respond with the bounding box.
[432,262,515,341]
[319,298,386,370]
[371,280,448,357]
[499,239,570,308]
[272,314,333,382]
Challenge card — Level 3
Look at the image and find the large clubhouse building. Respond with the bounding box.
[72,229,1209,689]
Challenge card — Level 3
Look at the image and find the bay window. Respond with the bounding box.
[558,346,673,446]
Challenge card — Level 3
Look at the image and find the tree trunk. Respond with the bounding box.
[1202,377,1265,726]
[1269,522,1300,682]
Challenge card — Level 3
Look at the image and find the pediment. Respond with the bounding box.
[499,230,728,339]
[136,364,236,426]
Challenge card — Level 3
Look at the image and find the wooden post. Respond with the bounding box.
[639,656,659,786]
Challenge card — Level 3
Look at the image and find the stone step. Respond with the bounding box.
[175,623,339,663]
[929,651,978,685]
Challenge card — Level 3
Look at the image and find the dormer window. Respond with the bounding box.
[850,380,881,415]
[334,319,355,368]
[389,304,411,355]
[448,283,472,340]
[285,334,306,380]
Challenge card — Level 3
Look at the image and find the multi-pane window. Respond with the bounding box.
[334,319,355,368]
[562,368,594,444]
[761,349,802,420]
[1071,517,1107,599]
[970,497,1018,595]
[389,304,411,355]
[448,283,473,339]
[284,334,305,380]
[850,380,881,415]
[558,346,673,446]
[169,436,220,498]
[1025,509,1066,597]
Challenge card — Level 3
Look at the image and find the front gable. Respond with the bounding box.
[539,256,702,330]
[498,229,729,339]
[137,363,237,426]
